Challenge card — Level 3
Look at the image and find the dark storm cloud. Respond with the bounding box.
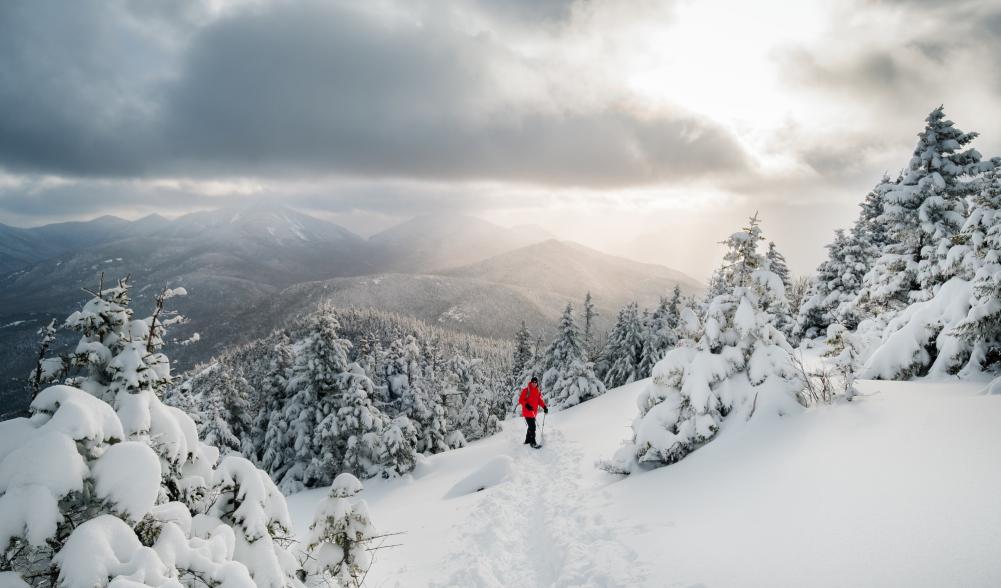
[774,47,913,99]
[463,0,581,25]
[0,1,167,176]
[286,182,524,217]
[0,0,749,188]
[0,175,529,224]
[765,0,1001,187]
[781,0,1001,100]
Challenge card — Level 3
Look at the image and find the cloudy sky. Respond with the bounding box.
[2,0,1000,279]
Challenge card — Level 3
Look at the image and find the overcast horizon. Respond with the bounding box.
[2,0,1000,280]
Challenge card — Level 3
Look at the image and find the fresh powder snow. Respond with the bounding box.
[285,376,1001,587]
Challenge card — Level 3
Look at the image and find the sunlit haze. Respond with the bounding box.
[2,0,1000,279]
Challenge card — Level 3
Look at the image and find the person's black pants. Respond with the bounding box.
[524,417,536,445]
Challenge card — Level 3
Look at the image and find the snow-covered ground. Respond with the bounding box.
[288,378,1001,587]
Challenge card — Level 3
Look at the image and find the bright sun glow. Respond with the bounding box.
[625,0,826,129]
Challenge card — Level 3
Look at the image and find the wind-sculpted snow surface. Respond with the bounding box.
[443,455,514,498]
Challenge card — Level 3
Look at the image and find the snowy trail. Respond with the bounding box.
[287,380,650,588]
[433,423,645,587]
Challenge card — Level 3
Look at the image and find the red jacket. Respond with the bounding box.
[519,382,547,418]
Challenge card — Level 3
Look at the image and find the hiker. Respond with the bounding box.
[519,376,548,449]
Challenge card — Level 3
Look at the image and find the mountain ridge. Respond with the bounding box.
[443,238,703,309]
[365,212,551,273]
[0,205,702,415]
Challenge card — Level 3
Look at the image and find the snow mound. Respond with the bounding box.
[981,376,1001,395]
[444,455,515,498]
[91,442,161,521]
[861,277,974,378]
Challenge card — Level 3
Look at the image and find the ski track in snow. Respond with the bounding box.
[432,425,646,588]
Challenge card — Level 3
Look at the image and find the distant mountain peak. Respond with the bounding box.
[442,237,703,309]
[90,214,129,224]
[507,224,558,241]
[166,204,363,244]
[367,213,551,272]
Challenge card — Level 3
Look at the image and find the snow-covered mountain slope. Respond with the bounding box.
[248,273,572,340]
[0,205,371,409]
[288,378,1001,587]
[0,215,133,274]
[0,207,702,415]
[228,237,710,345]
[157,204,363,245]
[443,239,703,310]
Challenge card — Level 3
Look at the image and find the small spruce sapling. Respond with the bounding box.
[305,473,379,587]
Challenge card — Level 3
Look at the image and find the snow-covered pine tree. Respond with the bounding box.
[720,213,765,286]
[254,334,292,462]
[542,303,606,408]
[796,229,868,338]
[765,242,796,339]
[364,342,390,403]
[669,285,682,317]
[380,415,419,478]
[280,312,389,492]
[443,429,467,451]
[355,334,377,379]
[795,178,891,341]
[197,365,253,455]
[599,302,645,388]
[858,107,992,315]
[766,242,791,291]
[702,267,726,307]
[862,168,1001,379]
[304,473,379,588]
[4,278,304,586]
[29,319,59,401]
[583,291,597,342]
[856,176,892,257]
[787,276,812,321]
[255,333,295,469]
[411,385,450,455]
[381,335,415,404]
[337,364,387,479]
[511,321,534,392]
[638,291,681,380]
[380,335,452,456]
[582,291,600,361]
[280,313,351,492]
[533,333,545,365]
[612,214,805,471]
[954,169,1001,372]
[454,356,502,442]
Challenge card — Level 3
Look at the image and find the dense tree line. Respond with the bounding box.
[170,306,514,492]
